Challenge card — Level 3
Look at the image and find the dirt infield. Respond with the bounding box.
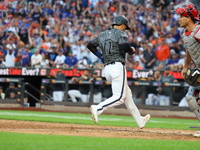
[0,119,199,141]
[0,107,200,141]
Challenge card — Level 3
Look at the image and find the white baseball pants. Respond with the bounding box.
[53,91,64,101]
[68,90,89,103]
[145,93,159,105]
[93,92,102,103]
[95,62,144,127]
[157,95,170,106]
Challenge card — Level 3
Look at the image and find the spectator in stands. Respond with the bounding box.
[40,53,49,68]
[68,69,91,103]
[64,50,78,68]
[18,27,29,45]
[22,45,32,67]
[31,5,42,23]
[32,30,43,47]
[4,44,17,67]
[145,74,159,105]
[91,58,104,69]
[71,41,81,60]
[142,43,156,69]
[31,49,42,68]
[52,65,66,101]
[62,41,72,56]
[78,57,90,69]
[14,50,22,67]
[79,40,90,61]
[153,62,165,70]
[167,49,179,69]
[0,30,6,46]
[0,0,187,74]
[169,41,182,55]
[54,49,66,68]
[5,83,18,99]
[133,59,143,70]
[126,54,134,69]
[154,71,162,81]
[89,50,100,67]
[89,71,103,103]
[0,56,6,67]
[157,67,175,106]
[0,86,5,99]
[7,25,19,40]
[48,45,58,67]
[134,47,145,69]
[0,0,192,105]
[154,40,170,67]
[175,51,186,67]
[165,33,177,45]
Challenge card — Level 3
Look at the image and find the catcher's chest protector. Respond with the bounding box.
[182,25,200,65]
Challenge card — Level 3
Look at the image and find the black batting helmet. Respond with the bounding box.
[112,15,130,30]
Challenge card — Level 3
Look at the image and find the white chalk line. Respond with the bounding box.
[0,112,199,125]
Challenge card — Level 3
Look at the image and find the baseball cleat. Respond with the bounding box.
[193,131,200,138]
[139,114,151,129]
[90,105,98,124]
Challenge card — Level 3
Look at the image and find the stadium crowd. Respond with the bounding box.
[0,0,199,106]
[0,0,198,71]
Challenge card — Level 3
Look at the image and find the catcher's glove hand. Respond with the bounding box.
[184,68,200,87]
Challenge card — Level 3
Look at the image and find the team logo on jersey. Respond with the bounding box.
[186,69,191,76]
[123,37,128,41]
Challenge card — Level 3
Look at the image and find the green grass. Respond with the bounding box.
[0,110,200,150]
[0,110,199,130]
[0,132,199,150]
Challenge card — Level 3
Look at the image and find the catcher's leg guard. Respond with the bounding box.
[185,95,200,121]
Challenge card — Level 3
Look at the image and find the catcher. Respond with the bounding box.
[174,2,200,137]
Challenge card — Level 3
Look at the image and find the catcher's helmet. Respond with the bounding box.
[112,15,130,30]
[173,2,199,21]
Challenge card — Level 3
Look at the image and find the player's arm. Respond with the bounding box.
[119,43,135,54]
[119,33,135,54]
[87,42,104,63]
[181,50,192,77]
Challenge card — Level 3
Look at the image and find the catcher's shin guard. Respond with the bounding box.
[194,108,200,121]
[185,95,200,121]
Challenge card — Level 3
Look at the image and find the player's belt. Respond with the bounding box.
[105,62,125,66]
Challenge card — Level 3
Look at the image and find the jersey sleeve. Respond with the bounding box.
[118,32,129,45]
[117,31,132,53]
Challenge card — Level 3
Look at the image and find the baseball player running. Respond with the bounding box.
[173,2,200,137]
[87,15,150,129]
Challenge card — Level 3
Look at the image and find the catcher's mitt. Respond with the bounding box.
[184,68,200,87]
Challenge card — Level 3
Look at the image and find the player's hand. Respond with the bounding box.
[181,67,187,78]
[129,47,136,55]
[131,47,136,52]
